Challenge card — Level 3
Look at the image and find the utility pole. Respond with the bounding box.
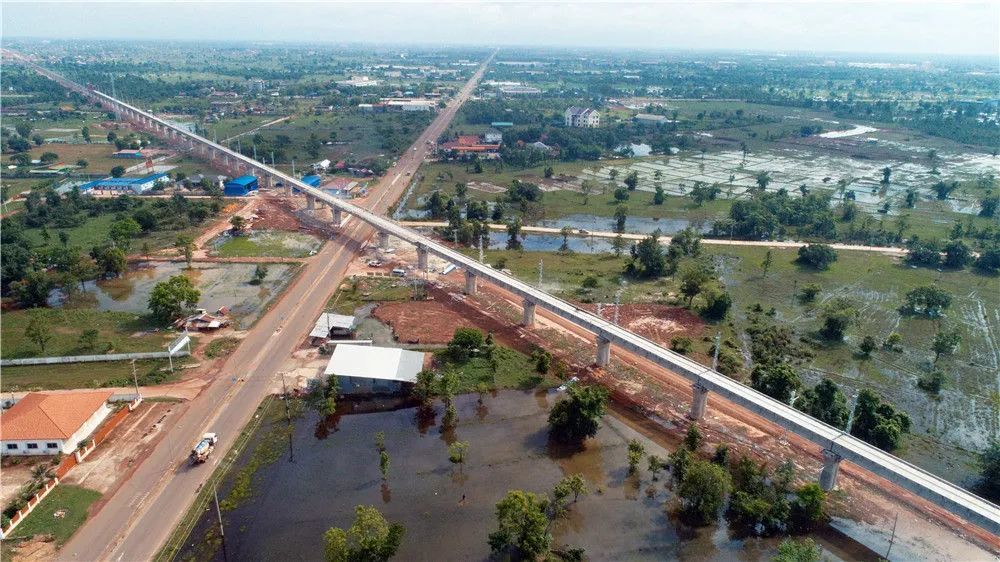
[130,359,141,399]
[291,158,296,177]
[537,259,543,288]
[477,235,484,263]
[711,332,721,371]
[280,373,294,463]
[214,484,227,560]
[253,144,257,161]
[885,512,899,559]
[613,289,622,325]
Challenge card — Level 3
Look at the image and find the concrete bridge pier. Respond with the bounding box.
[596,336,611,367]
[464,271,478,295]
[378,231,390,249]
[417,246,429,271]
[331,207,343,228]
[522,299,536,327]
[688,383,709,420]
[306,194,316,210]
[819,449,842,491]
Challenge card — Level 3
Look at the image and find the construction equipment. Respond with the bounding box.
[190,432,218,464]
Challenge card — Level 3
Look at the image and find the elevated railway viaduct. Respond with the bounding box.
[12,55,1000,537]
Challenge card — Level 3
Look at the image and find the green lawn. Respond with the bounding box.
[1,308,166,360]
[435,345,552,393]
[22,209,208,255]
[7,485,101,546]
[1,358,185,392]
[212,231,321,258]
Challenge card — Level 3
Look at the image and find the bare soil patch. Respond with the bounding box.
[580,303,706,348]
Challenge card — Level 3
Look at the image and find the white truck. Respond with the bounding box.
[190,432,218,464]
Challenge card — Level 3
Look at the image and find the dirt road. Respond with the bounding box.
[56,52,494,562]
[400,221,911,256]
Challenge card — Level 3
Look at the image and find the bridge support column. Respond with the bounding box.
[306,195,316,210]
[819,449,842,491]
[688,383,709,421]
[522,299,536,327]
[464,271,478,295]
[378,231,390,249]
[595,336,611,367]
[417,246,429,271]
[332,207,343,228]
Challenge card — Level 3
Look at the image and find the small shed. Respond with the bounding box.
[302,174,322,188]
[224,175,259,196]
[324,345,425,395]
[310,312,357,343]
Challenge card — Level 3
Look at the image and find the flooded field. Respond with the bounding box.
[581,147,997,217]
[51,261,297,329]
[174,391,989,562]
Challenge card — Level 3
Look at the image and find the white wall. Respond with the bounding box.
[63,402,112,454]
[2,439,65,456]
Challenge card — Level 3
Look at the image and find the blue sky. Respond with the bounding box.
[3,1,998,56]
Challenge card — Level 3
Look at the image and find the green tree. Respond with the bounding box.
[613,204,628,233]
[750,362,801,403]
[109,217,142,252]
[760,250,773,277]
[790,483,827,531]
[379,450,390,480]
[859,335,877,357]
[978,441,1000,501]
[799,283,821,302]
[931,327,961,362]
[175,235,195,268]
[623,171,639,191]
[411,370,437,405]
[902,285,952,316]
[796,244,837,270]
[12,269,54,308]
[611,234,627,257]
[679,263,711,306]
[677,460,731,525]
[755,171,771,192]
[773,538,822,562]
[488,490,551,559]
[648,455,666,480]
[95,246,127,278]
[820,297,857,340]
[81,126,91,143]
[506,218,522,250]
[230,215,247,234]
[15,122,32,138]
[684,423,703,451]
[628,233,666,278]
[76,159,88,169]
[111,165,126,178]
[148,275,200,322]
[850,389,911,451]
[78,328,100,350]
[794,379,849,429]
[653,184,665,205]
[25,315,52,353]
[943,239,972,269]
[251,264,268,285]
[627,439,646,474]
[547,385,609,444]
[323,505,405,562]
[448,441,469,466]
[374,431,386,452]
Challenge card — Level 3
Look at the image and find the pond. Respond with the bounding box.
[49,261,297,329]
[537,214,710,236]
[172,390,974,562]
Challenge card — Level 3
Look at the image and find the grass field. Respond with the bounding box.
[1,308,166,360]
[0,144,126,175]
[22,204,209,255]
[6,485,101,546]
[1,358,186,392]
[325,277,413,315]
[212,231,321,258]
[473,243,999,479]
[435,345,553,393]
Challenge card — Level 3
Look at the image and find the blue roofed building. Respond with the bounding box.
[301,174,322,188]
[79,172,169,195]
[491,121,514,128]
[224,175,259,196]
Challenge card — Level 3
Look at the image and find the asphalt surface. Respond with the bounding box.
[56,52,492,562]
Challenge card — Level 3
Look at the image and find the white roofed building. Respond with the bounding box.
[310,313,357,343]
[324,345,426,394]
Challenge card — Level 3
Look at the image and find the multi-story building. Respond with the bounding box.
[564,106,600,128]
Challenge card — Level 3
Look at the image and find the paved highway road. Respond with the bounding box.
[55,52,493,562]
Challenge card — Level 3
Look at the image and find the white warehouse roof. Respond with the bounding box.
[324,345,425,383]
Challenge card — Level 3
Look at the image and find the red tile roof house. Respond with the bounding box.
[1,391,113,456]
